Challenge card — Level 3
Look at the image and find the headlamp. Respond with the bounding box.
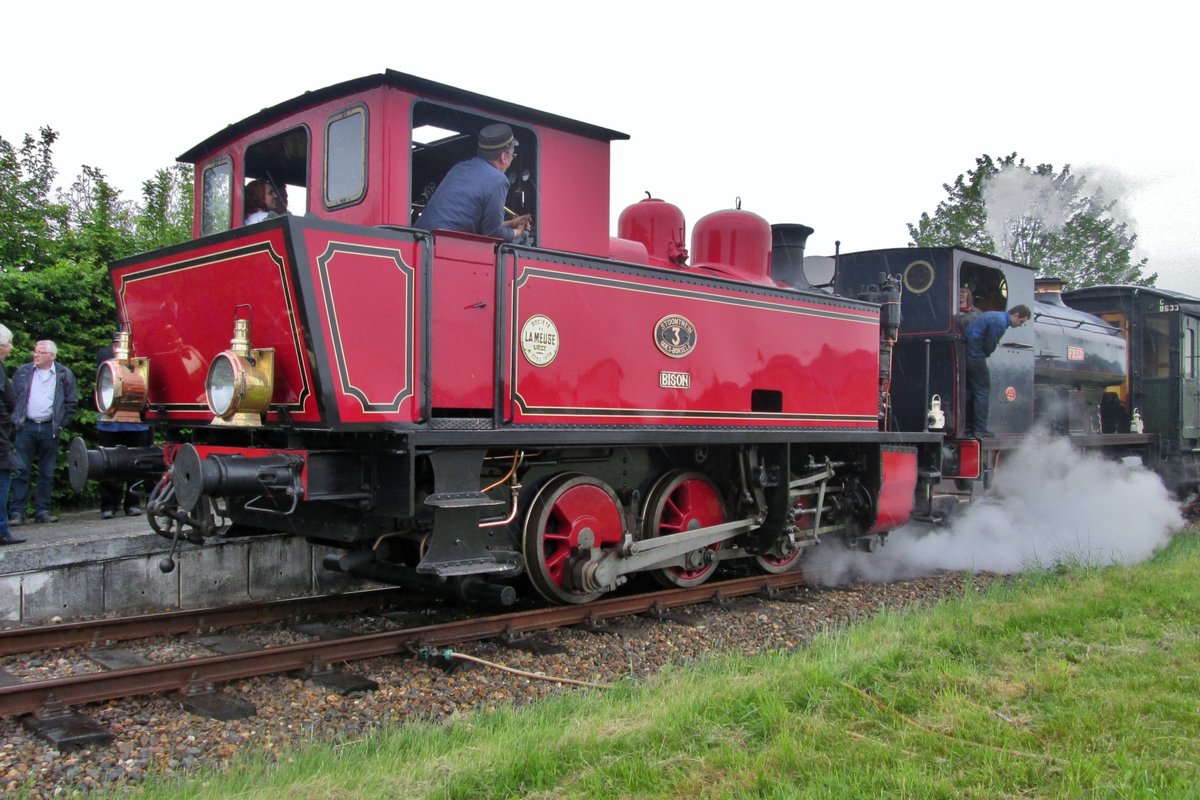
[95,331,149,422]
[205,318,275,426]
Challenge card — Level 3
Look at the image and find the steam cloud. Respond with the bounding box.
[804,434,1185,586]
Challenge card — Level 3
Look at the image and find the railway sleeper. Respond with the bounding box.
[22,697,114,751]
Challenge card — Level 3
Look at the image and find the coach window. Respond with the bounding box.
[201,158,232,236]
[244,127,309,222]
[1186,327,1196,379]
[325,105,367,208]
[1142,316,1172,378]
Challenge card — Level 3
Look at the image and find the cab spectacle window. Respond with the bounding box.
[902,260,934,294]
[324,106,367,208]
[201,158,233,236]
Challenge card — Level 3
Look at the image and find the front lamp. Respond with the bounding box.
[205,318,275,426]
[96,331,149,422]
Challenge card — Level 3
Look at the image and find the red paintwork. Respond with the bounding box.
[867,448,918,534]
[298,226,424,424]
[428,234,498,410]
[111,229,317,423]
[953,438,981,479]
[502,255,881,427]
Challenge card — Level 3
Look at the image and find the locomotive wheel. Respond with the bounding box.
[640,469,725,588]
[522,472,625,605]
[755,493,811,574]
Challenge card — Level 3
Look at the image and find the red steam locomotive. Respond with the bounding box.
[69,70,946,605]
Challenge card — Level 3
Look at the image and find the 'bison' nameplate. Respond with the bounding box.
[659,370,691,389]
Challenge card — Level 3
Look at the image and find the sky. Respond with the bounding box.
[3,2,1195,293]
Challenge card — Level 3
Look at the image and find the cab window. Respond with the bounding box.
[244,127,309,224]
[201,158,232,236]
[409,101,537,241]
[959,262,1008,313]
[325,106,367,208]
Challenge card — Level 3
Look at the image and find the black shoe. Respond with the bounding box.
[125,507,143,517]
[34,513,58,524]
[101,510,115,520]
[8,514,24,527]
[0,533,26,545]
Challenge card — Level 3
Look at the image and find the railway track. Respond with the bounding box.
[0,573,804,724]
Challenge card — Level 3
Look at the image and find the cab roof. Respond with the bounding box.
[178,69,629,163]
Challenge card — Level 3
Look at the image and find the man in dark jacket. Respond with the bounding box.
[0,324,23,544]
[9,340,78,526]
[964,305,1032,437]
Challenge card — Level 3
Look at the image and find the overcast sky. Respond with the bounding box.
[3,2,1195,292]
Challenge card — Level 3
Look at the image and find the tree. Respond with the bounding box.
[907,153,1155,287]
[0,127,70,272]
[0,128,194,507]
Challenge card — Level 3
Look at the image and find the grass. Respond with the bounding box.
[120,528,1200,799]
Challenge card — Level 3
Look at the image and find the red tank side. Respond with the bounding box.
[501,253,881,428]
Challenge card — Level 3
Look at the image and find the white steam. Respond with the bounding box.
[981,163,1142,265]
[982,168,1072,258]
[804,435,1185,586]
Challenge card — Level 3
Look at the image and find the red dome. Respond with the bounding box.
[690,206,772,284]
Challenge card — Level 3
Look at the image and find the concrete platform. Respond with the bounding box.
[0,510,366,625]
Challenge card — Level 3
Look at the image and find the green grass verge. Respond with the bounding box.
[126,529,1200,799]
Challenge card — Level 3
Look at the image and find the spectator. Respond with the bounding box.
[9,340,78,526]
[96,346,152,519]
[0,324,23,544]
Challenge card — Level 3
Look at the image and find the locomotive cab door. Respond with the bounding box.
[1182,314,1200,441]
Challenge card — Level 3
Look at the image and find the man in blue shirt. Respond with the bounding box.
[964,305,1032,437]
[415,123,531,242]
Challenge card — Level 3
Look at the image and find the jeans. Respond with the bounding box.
[966,358,991,435]
[10,422,60,517]
[0,468,11,536]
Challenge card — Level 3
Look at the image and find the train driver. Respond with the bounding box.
[414,123,532,242]
[964,304,1032,437]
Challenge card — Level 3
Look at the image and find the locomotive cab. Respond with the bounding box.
[187,70,624,255]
